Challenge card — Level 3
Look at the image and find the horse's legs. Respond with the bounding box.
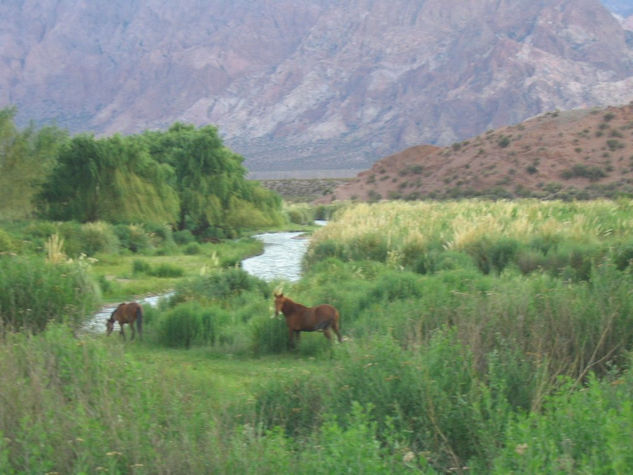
[323,328,332,341]
[119,323,126,340]
[130,322,136,340]
[332,321,343,343]
[295,330,301,343]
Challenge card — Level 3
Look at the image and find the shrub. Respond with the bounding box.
[497,136,511,148]
[174,268,269,303]
[614,242,633,270]
[113,224,152,253]
[157,302,203,348]
[285,203,315,225]
[151,263,184,278]
[184,242,201,255]
[132,259,151,274]
[0,229,15,253]
[493,372,633,473]
[80,221,119,255]
[0,256,99,332]
[173,229,196,245]
[250,314,291,355]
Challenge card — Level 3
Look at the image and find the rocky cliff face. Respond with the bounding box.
[2,0,633,172]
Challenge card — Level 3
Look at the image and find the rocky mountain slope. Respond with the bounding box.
[2,0,633,173]
[323,102,633,202]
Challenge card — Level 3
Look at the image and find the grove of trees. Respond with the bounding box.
[0,108,283,236]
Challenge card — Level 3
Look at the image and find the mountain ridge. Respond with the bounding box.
[2,0,633,172]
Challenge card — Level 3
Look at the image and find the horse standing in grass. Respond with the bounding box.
[106,302,143,340]
[274,292,342,348]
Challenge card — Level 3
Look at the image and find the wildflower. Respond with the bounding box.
[515,443,528,455]
[403,451,416,464]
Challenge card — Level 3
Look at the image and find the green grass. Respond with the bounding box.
[6,200,633,472]
[91,238,264,301]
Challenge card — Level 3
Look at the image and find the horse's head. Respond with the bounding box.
[273,291,285,316]
[105,317,115,335]
[105,304,123,335]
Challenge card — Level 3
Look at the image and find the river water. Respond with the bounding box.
[241,231,309,282]
[85,225,320,332]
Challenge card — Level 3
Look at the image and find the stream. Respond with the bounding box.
[85,224,321,332]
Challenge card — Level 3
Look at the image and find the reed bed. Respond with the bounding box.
[309,199,633,267]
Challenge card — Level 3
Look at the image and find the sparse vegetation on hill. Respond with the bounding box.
[259,178,349,203]
[326,103,633,203]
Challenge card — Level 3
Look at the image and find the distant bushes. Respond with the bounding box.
[0,256,99,332]
[132,259,184,278]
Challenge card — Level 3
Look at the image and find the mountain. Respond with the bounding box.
[323,102,633,202]
[2,0,633,174]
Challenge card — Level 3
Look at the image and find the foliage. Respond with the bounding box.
[0,256,98,332]
[143,123,283,235]
[31,119,284,235]
[38,134,179,224]
[0,108,68,219]
[7,198,633,472]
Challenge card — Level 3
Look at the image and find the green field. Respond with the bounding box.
[3,199,633,473]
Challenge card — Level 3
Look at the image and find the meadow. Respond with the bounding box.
[2,199,633,473]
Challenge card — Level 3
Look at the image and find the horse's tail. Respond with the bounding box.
[333,308,342,342]
[136,305,143,339]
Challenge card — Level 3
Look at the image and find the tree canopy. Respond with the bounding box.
[0,108,283,234]
[0,107,68,219]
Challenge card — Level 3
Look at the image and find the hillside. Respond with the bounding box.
[2,0,633,173]
[324,102,633,202]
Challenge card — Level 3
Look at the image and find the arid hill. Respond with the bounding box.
[324,102,633,202]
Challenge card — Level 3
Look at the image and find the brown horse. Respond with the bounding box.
[274,292,342,347]
[106,302,143,340]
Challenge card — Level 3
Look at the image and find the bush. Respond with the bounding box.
[0,229,15,253]
[150,263,184,278]
[285,203,315,225]
[80,221,119,255]
[113,224,152,253]
[173,229,196,245]
[175,268,269,302]
[184,242,201,255]
[493,371,633,473]
[157,302,203,348]
[0,256,99,332]
[250,314,291,355]
[132,259,152,274]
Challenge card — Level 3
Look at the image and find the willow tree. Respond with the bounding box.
[38,134,179,224]
[144,123,283,236]
[0,107,67,219]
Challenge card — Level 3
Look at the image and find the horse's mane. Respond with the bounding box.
[282,296,309,314]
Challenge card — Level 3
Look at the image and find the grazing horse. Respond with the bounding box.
[274,292,342,347]
[106,302,143,340]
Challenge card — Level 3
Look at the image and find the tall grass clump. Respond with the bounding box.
[148,268,271,352]
[491,367,633,473]
[79,221,120,255]
[253,333,494,472]
[307,199,633,273]
[174,268,269,303]
[0,255,98,332]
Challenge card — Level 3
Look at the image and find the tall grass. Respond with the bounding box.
[0,255,99,332]
[308,199,633,271]
[0,326,414,473]
[6,199,633,472]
